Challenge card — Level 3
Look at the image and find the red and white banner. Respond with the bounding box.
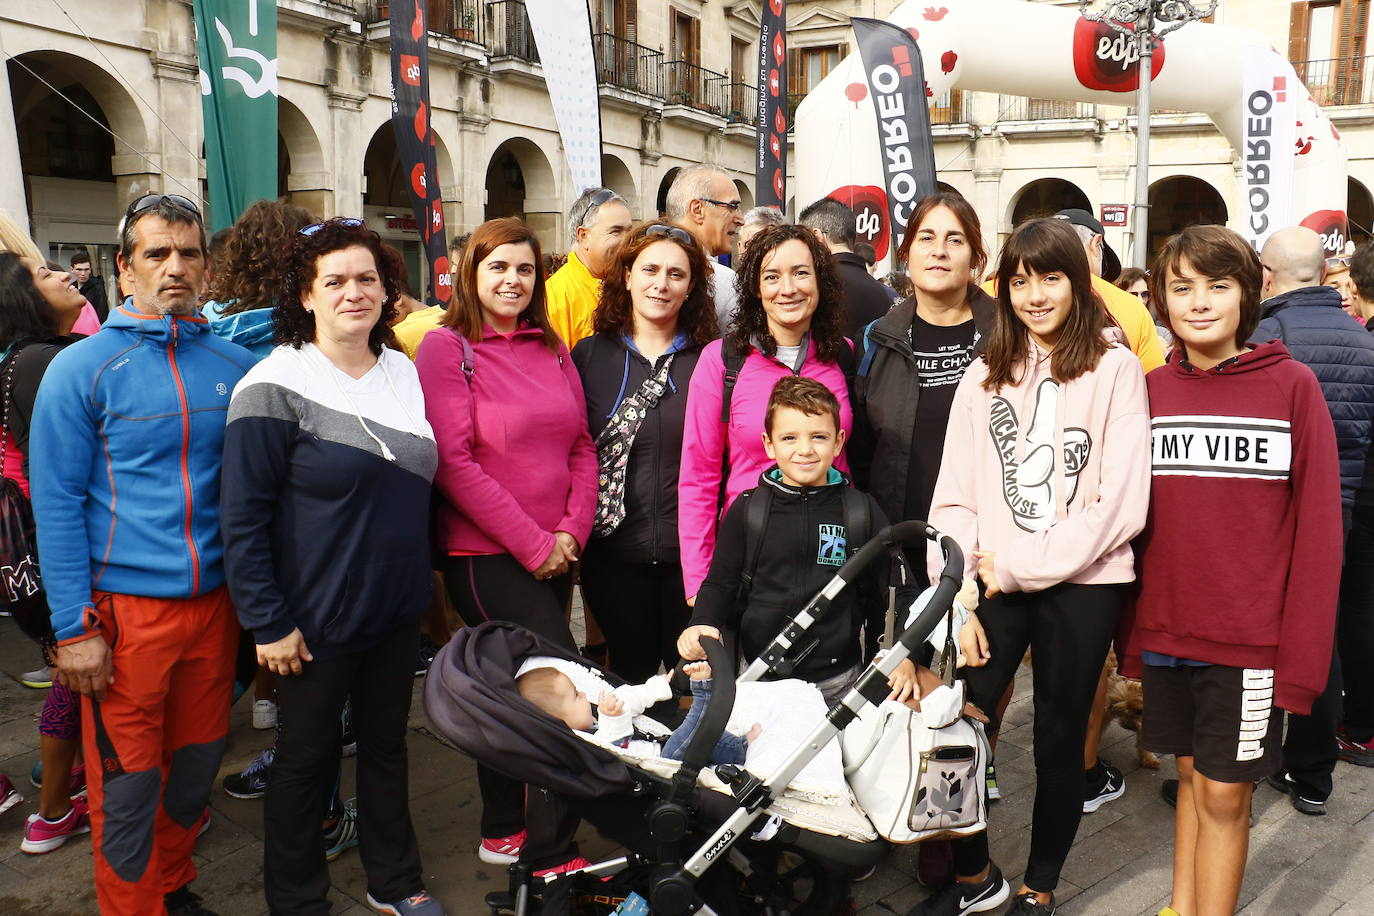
[526,0,603,193]
[1241,47,1298,253]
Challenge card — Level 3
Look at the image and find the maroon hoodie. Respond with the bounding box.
[1119,341,1341,715]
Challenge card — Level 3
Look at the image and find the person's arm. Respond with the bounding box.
[926,371,982,583]
[415,330,556,571]
[6,345,61,477]
[555,345,597,550]
[995,356,1152,592]
[1274,371,1343,714]
[684,492,750,640]
[679,343,728,599]
[1125,297,1164,372]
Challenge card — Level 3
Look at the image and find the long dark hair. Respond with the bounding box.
[984,218,1108,391]
[728,224,846,362]
[594,222,717,347]
[443,218,558,352]
[205,199,314,315]
[897,191,988,281]
[0,253,59,350]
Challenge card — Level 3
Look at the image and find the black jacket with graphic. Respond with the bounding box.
[688,469,917,682]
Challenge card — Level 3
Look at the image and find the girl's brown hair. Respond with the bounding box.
[896,191,989,282]
[984,217,1109,391]
[206,199,314,314]
[728,224,847,362]
[1149,225,1262,352]
[442,218,558,351]
[593,223,718,347]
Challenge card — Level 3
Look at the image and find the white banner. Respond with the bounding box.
[526,0,603,193]
[1241,48,1296,252]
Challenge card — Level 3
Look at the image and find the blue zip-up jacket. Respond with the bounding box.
[30,303,255,643]
[1251,285,1374,517]
[203,300,277,361]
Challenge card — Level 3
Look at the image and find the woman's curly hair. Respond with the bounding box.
[272,218,403,353]
[727,223,846,362]
[593,222,718,347]
[204,199,314,314]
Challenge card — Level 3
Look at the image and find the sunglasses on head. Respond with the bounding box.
[1327,256,1352,270]
[644,224,697,246]
[126,193,201,221]
[299,218,366,237]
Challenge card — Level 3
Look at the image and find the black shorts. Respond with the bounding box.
[1141,663,1283,783]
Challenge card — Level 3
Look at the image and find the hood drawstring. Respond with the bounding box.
[309,347,424,463]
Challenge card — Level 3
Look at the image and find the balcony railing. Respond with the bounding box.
[724,82,757,125]
[664,61,728,115]
[930,88,972,125]
[366,0,481,41]
[1293,56,1374,107]
[592,33,663,98]
[999,96,1097,121]
[487,0,538,62]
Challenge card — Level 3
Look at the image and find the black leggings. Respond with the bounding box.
[951,582,1121,893]
[1340,503,1374,742]
[579,549,690,684]
[441,553,579,868]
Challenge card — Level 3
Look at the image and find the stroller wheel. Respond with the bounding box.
[739,843,849,915]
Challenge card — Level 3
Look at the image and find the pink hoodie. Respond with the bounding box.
[416,323,597,571]
[928,342,1150,592]
[678,337,853,598]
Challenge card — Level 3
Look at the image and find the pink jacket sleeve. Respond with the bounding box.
[995,355,1152,593]
[927,370,982,584]
[679,342,727,599]
[556,344,598,550]
[415,331,556,571]
[72,304,101,336]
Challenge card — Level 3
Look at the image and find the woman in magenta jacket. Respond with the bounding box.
[415,217,596,874]
[678,223,854,603]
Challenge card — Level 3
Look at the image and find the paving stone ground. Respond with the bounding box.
[0,610,1369,916]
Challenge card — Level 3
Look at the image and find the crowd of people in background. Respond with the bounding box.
[0,162,1370,916]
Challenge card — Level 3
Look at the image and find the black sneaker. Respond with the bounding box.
[223,748,273,799]
[1266,771,1325,815]
[1161,778,1178,808]
[416,636,440,676]
[1004,891,1056,915]
[1336,727,1374,767]
[1082,760,1125,813]
[165,884,219,916]
[906,862,1010,915]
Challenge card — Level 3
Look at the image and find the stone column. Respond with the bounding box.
[0,30,29,230]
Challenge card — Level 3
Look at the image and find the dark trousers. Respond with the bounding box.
[1281,644,1341,801]
[950,583,1120,892]
[579,549,690,684]
[264,621,423,915]
[441,553,580,868]
[1340,504,1374,743]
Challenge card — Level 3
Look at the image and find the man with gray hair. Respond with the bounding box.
[666,164,743,330]
[738,206,786,253]
[546,187,632,347]
[799,196,896,339]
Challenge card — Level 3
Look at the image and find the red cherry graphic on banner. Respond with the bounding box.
[829,185,890,260]
[907,28,920,42]
[770,0,783,14]
[941,51,957,74]
[414,101,427,141]
[1301,209,1348,255]
[411,0,424,41]
[770,133,781,158]
[845,83,868,107]
[769,69,780,96]
[775,108,786,133]
[924,6,948,20]
[773,32,785,65]
[1296,136,1313,156]
[925,82,934,98]
[410,162,427,197]
[773,169,785,200]
[433,257,453,303]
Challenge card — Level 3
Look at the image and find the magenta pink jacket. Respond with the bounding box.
[416,323,597,571]
[678,337,854,598]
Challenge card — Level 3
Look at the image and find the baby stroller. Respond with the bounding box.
[422,520,965,915]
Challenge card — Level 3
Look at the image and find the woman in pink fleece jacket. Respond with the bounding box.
[415,218,596,875]
[678,224,854,601]
[914,218,1151,916]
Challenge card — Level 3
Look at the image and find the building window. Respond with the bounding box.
[670,9,700,67]
[787,43,847,97]
[1290,0,1370,105]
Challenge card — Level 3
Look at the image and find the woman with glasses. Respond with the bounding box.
[571,223,717,683]
[414,217,596,875]
[220,218,444,915]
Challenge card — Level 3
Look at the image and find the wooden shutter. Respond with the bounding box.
[624,0,637,44]
[787,47,804,97]
[1290,2,1312,63]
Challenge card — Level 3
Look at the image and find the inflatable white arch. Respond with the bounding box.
[796,0,1348,268]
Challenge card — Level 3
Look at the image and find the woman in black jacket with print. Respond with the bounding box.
[572,222,718,683]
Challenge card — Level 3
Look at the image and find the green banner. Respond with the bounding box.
[194,0,278,232]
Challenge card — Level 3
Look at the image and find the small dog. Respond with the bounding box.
[1103,649,1158,769]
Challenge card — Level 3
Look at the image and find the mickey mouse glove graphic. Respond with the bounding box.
[988,379,1091,533]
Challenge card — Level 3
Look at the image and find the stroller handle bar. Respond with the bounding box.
[666,634,736,805]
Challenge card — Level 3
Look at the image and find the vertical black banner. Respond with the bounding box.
[850,18,937,256]
[391,4,452,307]
[755,0,787,210]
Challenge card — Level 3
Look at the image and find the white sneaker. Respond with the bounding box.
[252,699,277,730]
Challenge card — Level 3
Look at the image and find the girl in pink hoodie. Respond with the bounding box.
[916,218,1151,916]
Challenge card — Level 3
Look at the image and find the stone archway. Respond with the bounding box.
[485,136,558,250]
[1349,176,1373,246]
[601,153,638,216]
[277,95,329,218]
[656,167,682,217]
[1009,177,1091,227]
[1147,176,1227,259]
[734,179,754,212]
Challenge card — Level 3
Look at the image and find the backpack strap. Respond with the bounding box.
[720,337,747,424]
[856,320,880,380]
[454,329,476,378]
[735,484,773,609]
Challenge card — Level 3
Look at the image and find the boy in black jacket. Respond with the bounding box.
[677,376,919,702]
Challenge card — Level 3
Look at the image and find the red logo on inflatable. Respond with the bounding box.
[845,83,868,107]
[399,55,421,87]
[1300,210,1349,256]
[434,257,453,303]
[829,185,890,261]
[410,163,427,197]
[1072,18,1165,92]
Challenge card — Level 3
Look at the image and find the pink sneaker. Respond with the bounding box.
[0,773,22,816]
[478,829,526,864]
[21,796,90,854]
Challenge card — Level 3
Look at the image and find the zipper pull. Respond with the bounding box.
[170,319,179,346]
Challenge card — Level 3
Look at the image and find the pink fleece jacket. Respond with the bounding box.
[678,337,853,598]
[928,342,1150,592]
[416,323,597,571]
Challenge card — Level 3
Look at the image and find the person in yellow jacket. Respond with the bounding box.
[546,188,633,348]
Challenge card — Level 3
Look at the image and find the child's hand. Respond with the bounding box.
[598,690,624,717]
[683,661,713,681]
[913,664,945,701]
[959,612,991,667]
[973,550,1001,598]
[886,659,919,703]
[676,625,721,661]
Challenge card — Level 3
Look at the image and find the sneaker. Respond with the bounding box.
[985,762,1000,802]
[197,807,212,837]
[0,774,23,816]
[905,862,1010,915]
[325,798,359,861]
[365,890,445,915]
[1336,728,1374,767]
[252,699,277,730]
[1161,778,1178,808]
[21,796,90,854]
[341,704,357,757]
[416,636,439,676]
[478,829,526,864]
[1082,760,1125,813]
[1266,771,1325,815]
[223,748,274,799]
[1004,891,1057,915]
[20,667,52,689]
[534,855,592,878]
[165,884,219,916]
[29,762,86,797]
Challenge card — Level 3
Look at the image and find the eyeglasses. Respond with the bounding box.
[299,217,366,237]
[126,193,201,221]
[1327,256,1352,269]
[644,224,697,246]
[698,197,742,212]
[1136,289,1150,303]
[574,188,618,228]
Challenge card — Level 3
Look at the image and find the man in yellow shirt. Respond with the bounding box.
[545,188,633,348]
[395,234,467,359]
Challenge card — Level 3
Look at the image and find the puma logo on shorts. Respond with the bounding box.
[1237,668,1275,762]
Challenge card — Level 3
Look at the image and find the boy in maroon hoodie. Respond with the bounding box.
[1122,225,1342,916]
